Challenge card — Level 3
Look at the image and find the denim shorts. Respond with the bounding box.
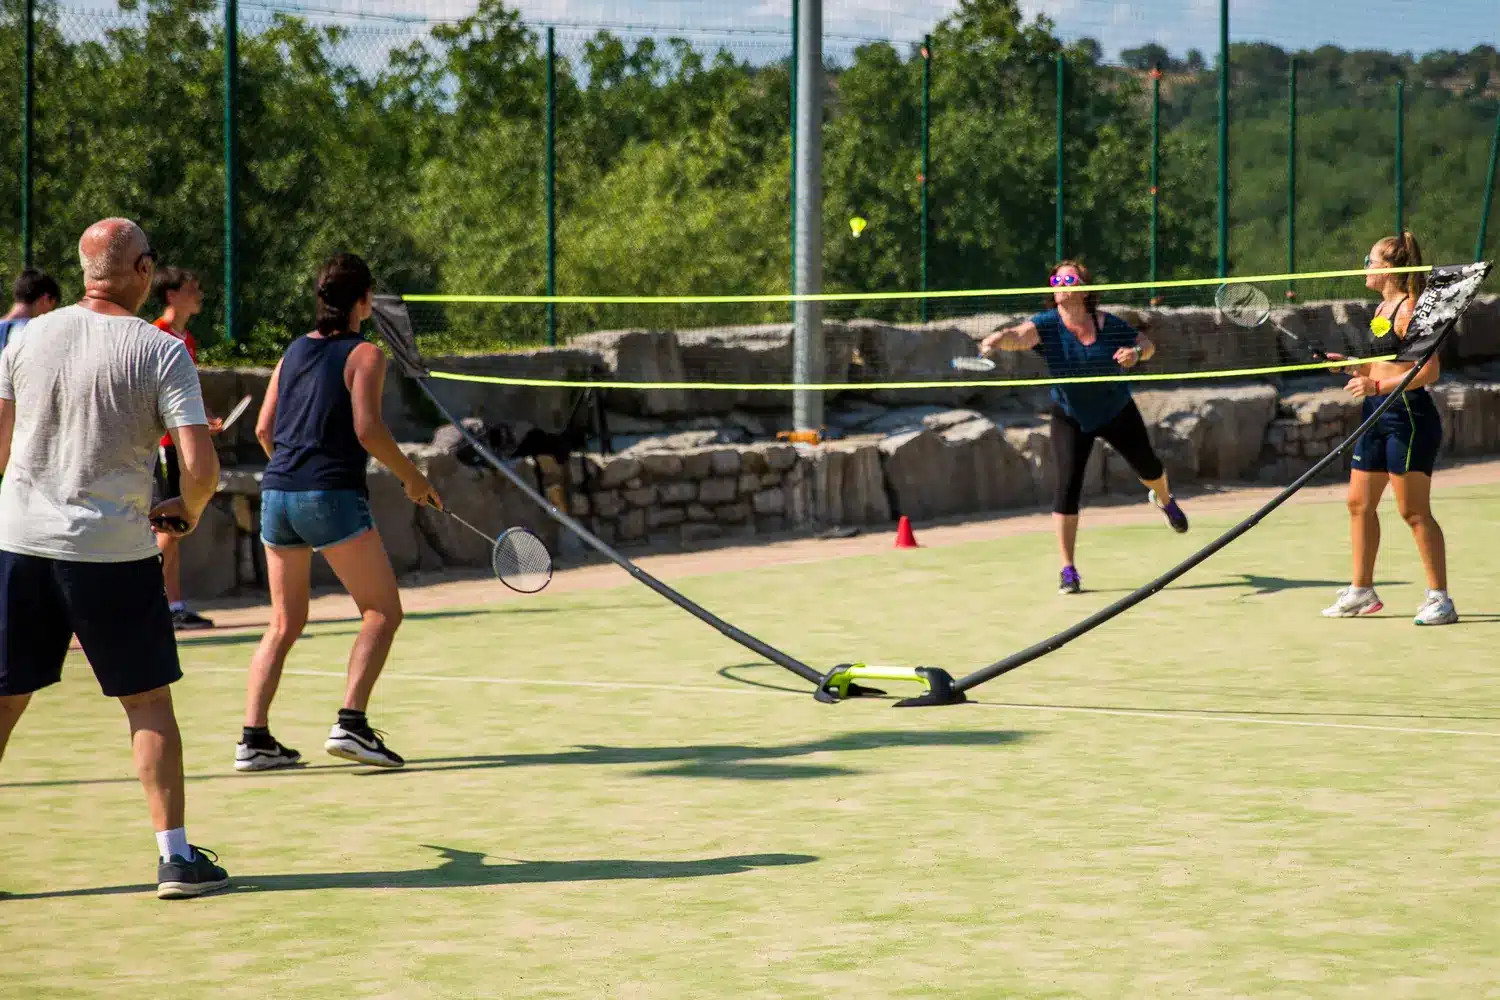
[260,488,374,551]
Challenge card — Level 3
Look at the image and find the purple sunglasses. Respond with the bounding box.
[1049,273,1082,287]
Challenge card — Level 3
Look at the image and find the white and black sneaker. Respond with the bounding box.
[157,846,230,900]
[325,724,405,768]
[234,738,303,772]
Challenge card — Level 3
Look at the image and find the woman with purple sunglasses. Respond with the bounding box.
[981,259,1188,594]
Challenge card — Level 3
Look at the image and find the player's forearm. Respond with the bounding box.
[173,425,221,518]
[358,422,424,487]
[990,329,1030,352]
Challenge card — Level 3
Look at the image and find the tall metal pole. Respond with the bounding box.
[1394,79,1405,237]
[21,0,34,267]
[1287,56,1297,301]
[791,0,823,433]
[545,27,557,346]
[1149,66,1160,305]
[1476,103,1500,261]
[223,0,238,343]
[789,0,798,302]
[920,36,931,323]
[1217,0,1229,277]
[1055,53,1065,262]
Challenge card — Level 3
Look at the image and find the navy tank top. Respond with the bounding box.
[261,332,370,493]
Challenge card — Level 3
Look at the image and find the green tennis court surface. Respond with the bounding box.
[5,487,1500,998]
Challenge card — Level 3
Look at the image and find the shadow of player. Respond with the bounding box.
[0,846,818,901]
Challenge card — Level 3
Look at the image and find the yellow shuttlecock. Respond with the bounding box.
[1369,315,1393,338]
[849,216,867,238]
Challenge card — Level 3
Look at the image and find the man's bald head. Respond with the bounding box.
[77,218,154,312]
[79,219,149,282]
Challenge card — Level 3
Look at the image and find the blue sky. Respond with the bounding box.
[283,0,1497,59]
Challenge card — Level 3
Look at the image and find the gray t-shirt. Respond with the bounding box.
[0,304,207,562]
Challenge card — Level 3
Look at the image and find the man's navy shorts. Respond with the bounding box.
[0,551,182,698]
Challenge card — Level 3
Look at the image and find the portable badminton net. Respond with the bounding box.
[374,261,1490,707]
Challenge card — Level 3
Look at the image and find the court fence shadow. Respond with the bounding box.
[0,846,817,901]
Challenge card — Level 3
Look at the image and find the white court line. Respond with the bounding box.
[967,700,1500,739]
[193,666,1500,740]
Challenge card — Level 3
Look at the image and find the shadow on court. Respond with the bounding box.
[0,730,1029,789]
[0,846,818,901]
[369,729,1029,779]
[1172,574,1398,596]
[175,605,655,648]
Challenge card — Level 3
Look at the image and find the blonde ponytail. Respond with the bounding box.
[1373,231,1427,300]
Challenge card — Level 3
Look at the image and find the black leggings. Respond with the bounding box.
[1050,400,1164,515]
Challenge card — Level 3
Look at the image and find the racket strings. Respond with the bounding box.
[493,530,552,593]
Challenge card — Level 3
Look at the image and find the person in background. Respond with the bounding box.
[1321,232,1454,625]
[0,268,61,352]
[981,259,1189,595]
[0,218,228,898]
[150,267,221,630]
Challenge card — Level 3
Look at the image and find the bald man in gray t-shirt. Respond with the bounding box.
[0,217,230,900]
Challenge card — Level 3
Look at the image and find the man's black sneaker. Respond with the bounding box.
[234,739,303,772]
[171,609,215,631]
[157,846,229,900]
[324,724,404,768]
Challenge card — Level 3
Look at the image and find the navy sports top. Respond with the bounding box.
[1029,308,1139,432]
[261,332,370,493]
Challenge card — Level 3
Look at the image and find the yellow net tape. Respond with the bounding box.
[404,266,1431,306]
[428,355,1398,392]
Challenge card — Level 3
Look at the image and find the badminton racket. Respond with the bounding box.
[1215,283,1327,362]
[219,394,254,433]
[439,509,553,594]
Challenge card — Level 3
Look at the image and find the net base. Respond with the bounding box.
[815,664,967,707]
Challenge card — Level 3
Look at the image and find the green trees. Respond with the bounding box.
[1,0,1496,359]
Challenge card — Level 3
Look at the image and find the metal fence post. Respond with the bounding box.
[920,35,931,322]
[1287,56,1296,300]
[223,0,238,343]
[791,0,823,433]
[1395,78,1405,236]
[1477,103,1500,262]
[1149,66,1160,305]
[1055,52,1064,262]
[1217,0,1229,277]
[545,27,557,346]
[789,0,798,302]
[21,0,34,267]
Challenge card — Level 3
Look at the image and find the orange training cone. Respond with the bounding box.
[894,515,919,549]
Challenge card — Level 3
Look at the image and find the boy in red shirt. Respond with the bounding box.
[151,267,221,629]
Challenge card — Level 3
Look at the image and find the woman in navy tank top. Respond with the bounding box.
[238,253,442,772]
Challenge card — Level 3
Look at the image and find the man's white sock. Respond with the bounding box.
[169,601,187,613]
[156,828,192,863]
[1349,586,1374,599]
[1428,589,1449,601]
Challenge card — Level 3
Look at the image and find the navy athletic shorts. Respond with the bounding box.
[1351,388,1442,477]
[0,551,182,698]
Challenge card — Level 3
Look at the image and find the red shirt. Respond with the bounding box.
[155,318,198,448]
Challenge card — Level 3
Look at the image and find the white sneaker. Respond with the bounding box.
[324,724,405,768]
[1414,593,1459,626]
[1322,587,1384,618]
[234,739,303,772]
